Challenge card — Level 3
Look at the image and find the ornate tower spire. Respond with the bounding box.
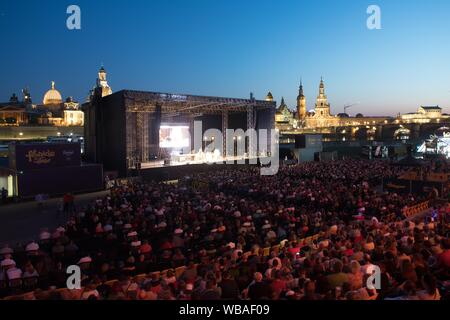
[297,78,307,120]
[319,77,325,96]
[299,78,304,97]
[95,65,113,98]
[315,77,331,118]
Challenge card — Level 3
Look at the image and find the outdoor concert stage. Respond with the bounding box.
[140,155,261,169]
[84,89,276,177]
[134,157,272,182]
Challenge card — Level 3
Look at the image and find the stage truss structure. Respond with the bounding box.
[122,90,275,167]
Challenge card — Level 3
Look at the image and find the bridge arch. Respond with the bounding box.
[393,127,411,141]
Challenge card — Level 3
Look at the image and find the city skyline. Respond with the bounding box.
[1,0,450,116]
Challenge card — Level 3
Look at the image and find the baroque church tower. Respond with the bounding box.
[96,66,113,98]
[314,77,331,117]
[297,80,306,120]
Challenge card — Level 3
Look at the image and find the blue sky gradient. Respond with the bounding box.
[1,0,449,115]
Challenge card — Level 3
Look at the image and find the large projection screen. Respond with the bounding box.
[159,124,191,150]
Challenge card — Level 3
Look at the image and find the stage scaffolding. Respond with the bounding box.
[86,89,276,176]
[122,90,275,167]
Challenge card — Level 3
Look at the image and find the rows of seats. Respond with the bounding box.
[1,233,322,300]
[5,200,433,301]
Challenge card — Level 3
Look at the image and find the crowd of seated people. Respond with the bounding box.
[0,160,448,300]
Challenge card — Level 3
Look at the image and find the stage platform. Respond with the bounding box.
[140,155,261,169]
[133,157,272,181]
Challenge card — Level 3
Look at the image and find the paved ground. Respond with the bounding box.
[0,191,109,246]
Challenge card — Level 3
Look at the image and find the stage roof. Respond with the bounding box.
[107,90,276,114]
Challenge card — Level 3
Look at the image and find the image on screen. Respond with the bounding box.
[159,125,190,149]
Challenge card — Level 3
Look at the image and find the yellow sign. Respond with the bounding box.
[25,149,56,165]
[192,180,209,192]
[427,173,449,183]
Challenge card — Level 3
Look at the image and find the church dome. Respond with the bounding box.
[265,91,273,102]
[43,81,63,105]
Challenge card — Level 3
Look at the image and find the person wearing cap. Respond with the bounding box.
[1,258,16,269]
[25,242,40,256]
[78,256,93,273]
[0,246,13,259]
[39,230,51,242]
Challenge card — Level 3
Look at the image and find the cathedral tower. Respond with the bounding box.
[96,66,113,98]
[297,80,306,120]
[314,77,331,117]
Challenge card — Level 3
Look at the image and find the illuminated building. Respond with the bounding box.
[297,80,306,120]
[1,82,84,128]
[303,78,338,129]
[275,97,297,126]
[63,97,84,126]
[275,78,392,133]
[274,78,450,142]
[0,94,28,126]
[87,66,113,102]
[42,81,63,105]
[35,81,84,126]
[401,106,449,123]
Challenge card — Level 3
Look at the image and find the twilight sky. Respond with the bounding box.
[0,0,449,116]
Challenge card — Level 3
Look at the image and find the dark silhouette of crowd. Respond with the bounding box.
[1,160,449,300]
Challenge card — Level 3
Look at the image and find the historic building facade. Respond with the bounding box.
[275,78,392,132]
[82,66,114,162]
[274,78,450,142]
[0,81,84,127]
[0,94,28,126]
[401,106,449,123]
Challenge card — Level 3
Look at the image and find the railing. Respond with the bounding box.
[402,200,430,219]
[399,171,450,183]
